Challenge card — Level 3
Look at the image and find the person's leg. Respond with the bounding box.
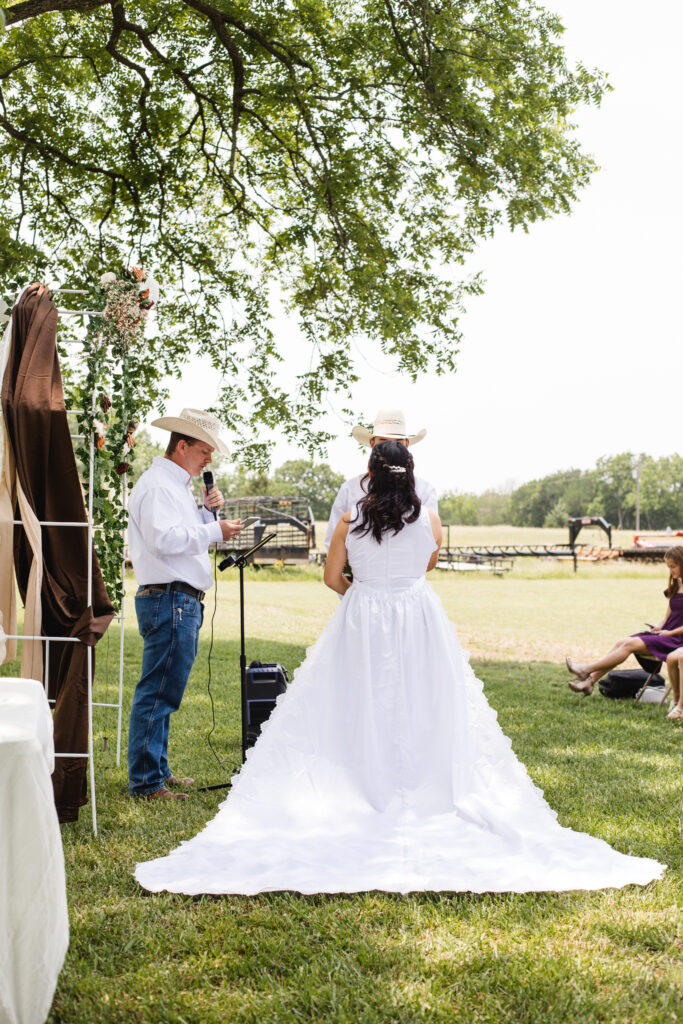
[567,639,628,681]
[161,594,203,783]
[128,590,202,796]
[159,713,171,781]
[128,589,169,795]
[568,638,651,695]
[666,651,680,703]
[666,649,683,717]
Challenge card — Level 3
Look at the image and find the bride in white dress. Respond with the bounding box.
[136,442,664,895]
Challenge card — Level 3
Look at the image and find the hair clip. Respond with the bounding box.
[388,465,407,473]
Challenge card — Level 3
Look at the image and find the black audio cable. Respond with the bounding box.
[205,539,240,777]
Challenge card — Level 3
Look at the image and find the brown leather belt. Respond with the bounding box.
[145,581,205,602]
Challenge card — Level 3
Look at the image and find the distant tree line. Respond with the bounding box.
[439,453,683,530]
[131,439,682,530]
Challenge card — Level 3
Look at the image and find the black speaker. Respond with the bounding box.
[245,661,289,747]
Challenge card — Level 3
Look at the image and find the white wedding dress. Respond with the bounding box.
[136,508,664,895]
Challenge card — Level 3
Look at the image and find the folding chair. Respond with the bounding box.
[634,653,671,706]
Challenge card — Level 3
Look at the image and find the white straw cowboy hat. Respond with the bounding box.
[151,407,231,456]
[351,409,427,447]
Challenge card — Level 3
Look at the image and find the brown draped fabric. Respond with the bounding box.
[1,283,114,822]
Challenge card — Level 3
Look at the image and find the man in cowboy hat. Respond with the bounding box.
[127,408,243,801]
[324,408,438,548]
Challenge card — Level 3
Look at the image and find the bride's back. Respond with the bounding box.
[345,505,437,587]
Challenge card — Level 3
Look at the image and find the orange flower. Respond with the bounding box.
[127,433,136,448]
[132,266,145,281]
[96,435,106,450]
[140,288,149,300]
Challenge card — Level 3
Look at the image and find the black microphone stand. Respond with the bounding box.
[199,531,276,793]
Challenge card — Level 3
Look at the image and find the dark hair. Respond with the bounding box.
[165,431,200,456]
[664,545,683,598]
[351,441,421,543]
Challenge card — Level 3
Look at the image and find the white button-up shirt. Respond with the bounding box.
[128,456,223,591]
[324,473,438,548]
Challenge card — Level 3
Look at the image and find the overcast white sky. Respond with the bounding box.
[151,0,682,495]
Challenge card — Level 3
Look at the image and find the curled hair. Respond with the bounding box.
[351,441,421,543]
[664,545,683,598]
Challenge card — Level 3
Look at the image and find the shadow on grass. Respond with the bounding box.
[479,660,680,870]
[7,640,678,1023]
[70,647,679,878]
[45,647,679,1024]
[8,642,677,865]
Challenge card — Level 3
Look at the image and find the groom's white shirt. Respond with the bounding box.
[325,473,438,548]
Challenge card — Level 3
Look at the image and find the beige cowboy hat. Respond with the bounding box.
[151,407,231,457]
[351,408,427,447]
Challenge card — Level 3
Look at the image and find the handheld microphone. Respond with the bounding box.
[203,469,217,520]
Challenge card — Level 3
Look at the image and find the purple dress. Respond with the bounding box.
[632,592,683,660]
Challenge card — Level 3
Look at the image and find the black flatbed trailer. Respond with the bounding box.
[620,547,674,562]
[444,544,573,559]
[441,544,672,565]
[217,496,315,563]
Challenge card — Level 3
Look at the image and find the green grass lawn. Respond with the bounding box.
[4,562,682,1023]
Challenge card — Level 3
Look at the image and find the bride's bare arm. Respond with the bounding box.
[426,508,443,571]
[324,514,352,594]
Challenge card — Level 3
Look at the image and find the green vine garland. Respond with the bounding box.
[71,267,162,611]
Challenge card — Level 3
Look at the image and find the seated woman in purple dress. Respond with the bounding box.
[566,546,683,696]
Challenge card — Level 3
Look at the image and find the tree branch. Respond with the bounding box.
[4,0,109,26]
[183,2,244,178]
[105,1,151,144]
[181,0,312,71]
[0,88,139,203]
[106,2,150,90]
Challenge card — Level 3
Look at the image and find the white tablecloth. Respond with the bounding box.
[0,678,69,1024]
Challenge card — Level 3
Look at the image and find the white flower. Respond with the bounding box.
[100,272,117,287]
[140,275,160,308]
[93,418,107,435]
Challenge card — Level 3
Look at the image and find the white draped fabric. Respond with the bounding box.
[136,509,664,895]
[0,678,69,1024]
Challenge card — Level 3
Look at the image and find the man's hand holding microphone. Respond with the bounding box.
[203,470,243,541]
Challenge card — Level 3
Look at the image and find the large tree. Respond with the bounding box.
[0,1,606,463]
[588,453,636,531]
[270,458,344,519]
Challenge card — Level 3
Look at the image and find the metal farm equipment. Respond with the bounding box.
[218,496,316,564]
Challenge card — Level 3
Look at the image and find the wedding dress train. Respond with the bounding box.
[136,509,664,894]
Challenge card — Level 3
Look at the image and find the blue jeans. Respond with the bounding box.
[128,587,203,796]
